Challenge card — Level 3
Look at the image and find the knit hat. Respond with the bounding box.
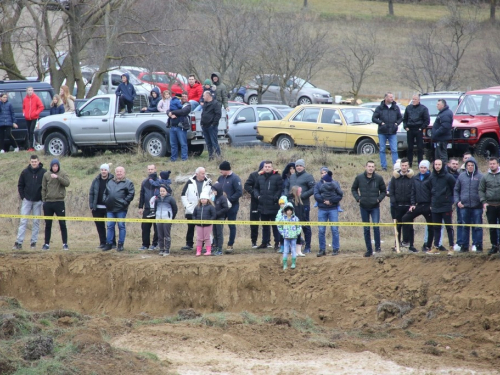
[159,184,172,194]
[322,170,333,183]
[174,92,182,98]
[50,159,60,169]
[258,161,266,171]
[320,166,329,174]
[219,161,231,171]
[279,197,286,205]
[160,170,171,180]
[100,163,110,172]
[295,159,305,168]
[200,192,210,200]
[203,79,211,85]
[419,160,430,169]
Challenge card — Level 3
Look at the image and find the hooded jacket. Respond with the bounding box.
[212,182,229,219]
[286,170,316,205]
[169,101,191,128]
[217,172,242,204]
[18,162,47,201]
[154,192,178,220]
[314,179,343,209]
[104,177,135,212]
[410,171,431,205]
[192,202,216,226]
[23,93,44,120]
[281,162,295,194]
[187,81,203,102]
[157,97,171,113]
[211,72,228,108]
[389,168,415,206]
[431,105,453,142]
[181,174,212,215]
[372,100,402,135]
[146,87,161,112]
[244,161,265,211]
[0,100,16,127]
[41,159,70,202]
[277,203,301,239]
[254,169,283,215]
[454,157,483,209]
[403,103,430,130]
[275,195,289,221]
[351,172,386,209]
[115,73,136,102]
[479,167,500,205]
[200,97,221,128]
[429,166,456,213]
[139,173,158,210]
[89,172,114,209]
[49,104,65,115]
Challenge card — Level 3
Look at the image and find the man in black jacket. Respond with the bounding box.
[138,164,158,251]
[351,160,387,257]
[244,161,265,248]
[217,161,242,253]
[168,93,191,162]
[201,91,222,161]
[431,99,453,164]
[254,161,283,250]
[403,94,430,167]
[89,163,115,249]
[13,155,47,250]
[103,166,135,252]
[372,92,402,171]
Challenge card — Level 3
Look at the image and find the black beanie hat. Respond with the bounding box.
[322,170,333,182]
[219,161,231,171]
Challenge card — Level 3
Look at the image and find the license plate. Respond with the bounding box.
[447,143,452,149]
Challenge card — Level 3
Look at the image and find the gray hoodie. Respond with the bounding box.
[454,157,483,209]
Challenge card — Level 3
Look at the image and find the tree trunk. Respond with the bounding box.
[303,0,308,8]
[388,0,394,16]
[491,0,496,21]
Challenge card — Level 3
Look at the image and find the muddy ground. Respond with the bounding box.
[1,251,500,374]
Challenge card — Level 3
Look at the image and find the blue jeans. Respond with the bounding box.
[283,238,297,258]
[456,207,464,246]
[107,211,127,244]
[460,207,483,249]
[202,125,221,158]
[170,126,188,161]
[189,100,199,111]
[226,202,239,246]
[318,208,339,251]
[360,206,380,252]
[302,205,311,249]
[378,133,398,169]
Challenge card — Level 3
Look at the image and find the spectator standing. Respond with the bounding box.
[211,182,229,256]
[403,94,430,167]
[59,85,75,113]
[168,93,191,162]
[154,184,177,256]
[187,75,203,110]
[314,170,343,257]
[49,95,65,115]
[193,192,216,256]
[13,155,46,250]
[281,162,295,195]
[284,159,315,253]
[244,161,266,248]
[89,163,115,249]
[41,159,70,251]
[217,161,242,253]
[198,79,216,107]
[458,152,472,174]
[181,167,212,251]
[447,157,463,251]
[454,157,483,253]
[157,90,171,113]
[116,73,136,114]
[211,72,229,111]
[254,161,282,250]
[22,87,44,151]
[0,92,20,153]
[351,160,386,257]
[200,91,222,160]
[427,159,456,255]
[138,164,159,250]
[141,87,161,113]
[148,170,172,217]
[103,166,135,252]
[371,92,402,171]
[277,204,301,270]
[431,99,453,163]
[478,157,500,255]
[287,186,306,257]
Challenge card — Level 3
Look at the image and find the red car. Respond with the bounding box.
[136,72,189,95]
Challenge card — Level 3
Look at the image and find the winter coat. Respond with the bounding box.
[281,162,295,194]
[169,101,191,128]
[410,172,431,205]
[23,93,44,120]
[286,195,305,221]
[50,104,65,115]
[41,164,70,202]
[192,203,216,226]
[0,100,16,127]
[217,172,242,204]
[155,194,178,220]
[429,167,456,213]
[104,178,135,212]
[454,157,483,209]
[403,103,430,130]
[169,97,182,111]
[89,172,114,209]
[285,170,316,205]
[146,87,161,112]
[254,170,282,215]
[211,72,228,108]
[431,105,453,142]
[212,183,229,219]
[157,98,171,113]
[181,175,212,215]
[277,204,301,239]
[244,170,260,211]
[187,81,203,102]
[479,168,500,205]
[372,100,402,135]
[18,162,47,201]
[314,180,343,210]
[351,172,386,209]
[115,73,136,102]
[389,169,415,206]
[200,98,221,128]
[139,174,159,210]
[63,97,75,113]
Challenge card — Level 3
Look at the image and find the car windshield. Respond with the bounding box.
[420,97,461,116]
[289,77,315,89]
[455,94,500,116]
[340,108,374,124]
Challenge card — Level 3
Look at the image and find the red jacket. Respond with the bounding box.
[23,94,45,120]
[187,82,203,102]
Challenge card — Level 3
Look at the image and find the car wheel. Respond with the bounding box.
[189,144,204,157]
[356,138,377,155]
[298,96,312,105]
[276,135,294,150]
[234,94,244,103]
[44,132,69,156]
[248,95,259,105]
[476,137,499,158]
[142,132,167,157]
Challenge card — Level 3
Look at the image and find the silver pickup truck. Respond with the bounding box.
[34,94,228,157]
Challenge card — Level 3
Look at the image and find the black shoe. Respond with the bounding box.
[364,250,373,257]
[408,246,418,253]
[163,250,170,256]
[422,246,431,253]
[181,245,193,251]
[97,244,105,250]
[459,247,469,253]
[274,243,280,251]
[401,242,410,248]
[382,167,387,171]
[117,243,124,252]
[488,246,498,255]
[332,250,339,256]
[317,250,326,257]
[438,245,447,252]
[111,244,117,249]
[251,242,258,249]
[102,243,112,251]
[375,247,381,253]
[257,243,267,249]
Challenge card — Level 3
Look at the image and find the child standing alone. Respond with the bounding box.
[193,193,216,256]
[154,184,177,256]
[277,203,301,270]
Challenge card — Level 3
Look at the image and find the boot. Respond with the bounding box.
[196,246,202,257]
[204,246,212,256]
[317,250,326,257]
[283,257,288,270]
[296,244,305,257]
[278,245,284,254]
[291,257,296,269]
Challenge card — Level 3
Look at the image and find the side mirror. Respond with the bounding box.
[75,108,80,117]
[234,116,246,124]
[334,119,342,125]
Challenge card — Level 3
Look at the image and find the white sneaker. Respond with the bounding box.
[453,244,461,252]
[471,245,477,252]
[14,147,19,152]
[0,150,4,153]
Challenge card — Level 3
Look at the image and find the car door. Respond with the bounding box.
[69,97,113,143]
[342,107,378,150]
[287,107,320,145]
[230,107,257,145]
[264,77,281,104]
[318,108,346,149]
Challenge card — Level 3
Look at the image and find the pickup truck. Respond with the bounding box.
[34,94,228,157]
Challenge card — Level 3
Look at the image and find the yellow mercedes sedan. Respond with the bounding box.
[256,104,381,154]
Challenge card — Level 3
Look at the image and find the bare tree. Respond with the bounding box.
[388,0,394,16]
[491,0,497,21]
[0,1,25,79]
[483,39,500,84]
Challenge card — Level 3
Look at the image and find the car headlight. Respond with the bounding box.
[426,129,432,137]
[463,130,471,138]
[312,94,322,98]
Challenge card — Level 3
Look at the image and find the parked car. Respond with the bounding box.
[419,92,463,124]
[270,104,294,116]
[256,104,380,154]
[243,75,332,106]
[136,71,188,95]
